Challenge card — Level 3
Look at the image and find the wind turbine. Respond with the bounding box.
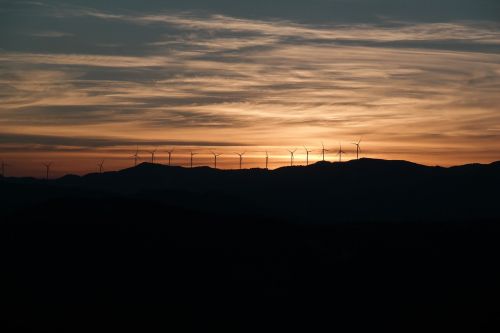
[42,162,52,180]
[352,140,362,160]
[211,151,222,169]
[304,146,313,166]
[166,148,174,166]
[147,148,157,164]
[288,149,297,166]
[321,142,330,161]
[131,146,140,166]
[336,143,346,162]
[1,160,10,177]
[236,152,245,170]
[265,151,269,169]
[190,151,197,168]
[97,160,104,174]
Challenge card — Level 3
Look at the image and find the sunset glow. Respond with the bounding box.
[1,1,500,177]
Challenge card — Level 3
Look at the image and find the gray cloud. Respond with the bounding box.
[1,1,499,172]
[0,133,249,149]
[28,30,74,38]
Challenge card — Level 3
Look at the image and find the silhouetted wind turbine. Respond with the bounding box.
[42,162,52,180]
[211,151,222,169]
[236,152,245,169]
[265,151,269,169]
[336,143,346,162]
[288,149,297,166]
[97,160,104,174]
[304,146,313,166]
[147,149,157,164]
[166,148,174,166]
[190,151,197,168]
[352,140,362,160]
[1,160,11,177]
[131,146,140,166]
[321,142,330,161]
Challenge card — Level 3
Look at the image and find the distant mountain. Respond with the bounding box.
[2,158,500,222]
[3,159,500,332]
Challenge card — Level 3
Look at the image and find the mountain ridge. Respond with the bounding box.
[2,158,499,223]
[2,158,500,184]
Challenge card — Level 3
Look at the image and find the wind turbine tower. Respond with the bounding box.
[42,162,52,180]
[288,149,297,166]
[336,143,346,162]
[352,140,362,160]
[98,160,104,174]
[211,151,222,169]
[132,146,140,166]
[321,142,330,161]
[190,151,197,168]
[1,160,10,177]
[265,151,269,169]
[148,149,157,164]
[304,146,313,166]
[166,148,174,166]
[236,152,245,170]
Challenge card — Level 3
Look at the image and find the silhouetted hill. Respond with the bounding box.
[2,159,500,331]
[2,158,500,222]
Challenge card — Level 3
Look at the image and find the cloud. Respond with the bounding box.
[0,133,249,149]
[28,30,73,38]
[0,52,173,68]
[60,7,500,46]
[1,5,500,171]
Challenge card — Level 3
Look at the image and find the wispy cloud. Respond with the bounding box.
[0,132,249,149]
[1,4,500,174]
[28,30,73,38]
[62,7,500,46]
[0,52,173,68]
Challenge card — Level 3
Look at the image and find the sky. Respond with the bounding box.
[1,0,500,177]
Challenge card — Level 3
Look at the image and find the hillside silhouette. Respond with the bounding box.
[3,158,500,222]
[2,158,500,331]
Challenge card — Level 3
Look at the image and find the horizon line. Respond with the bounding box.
[2,157,499,181]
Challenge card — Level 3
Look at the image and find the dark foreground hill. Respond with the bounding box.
[3,158,500,222]
[1,159,500,331]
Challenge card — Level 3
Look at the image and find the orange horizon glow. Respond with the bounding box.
[1,143,499,178]
[1,5,500,177]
